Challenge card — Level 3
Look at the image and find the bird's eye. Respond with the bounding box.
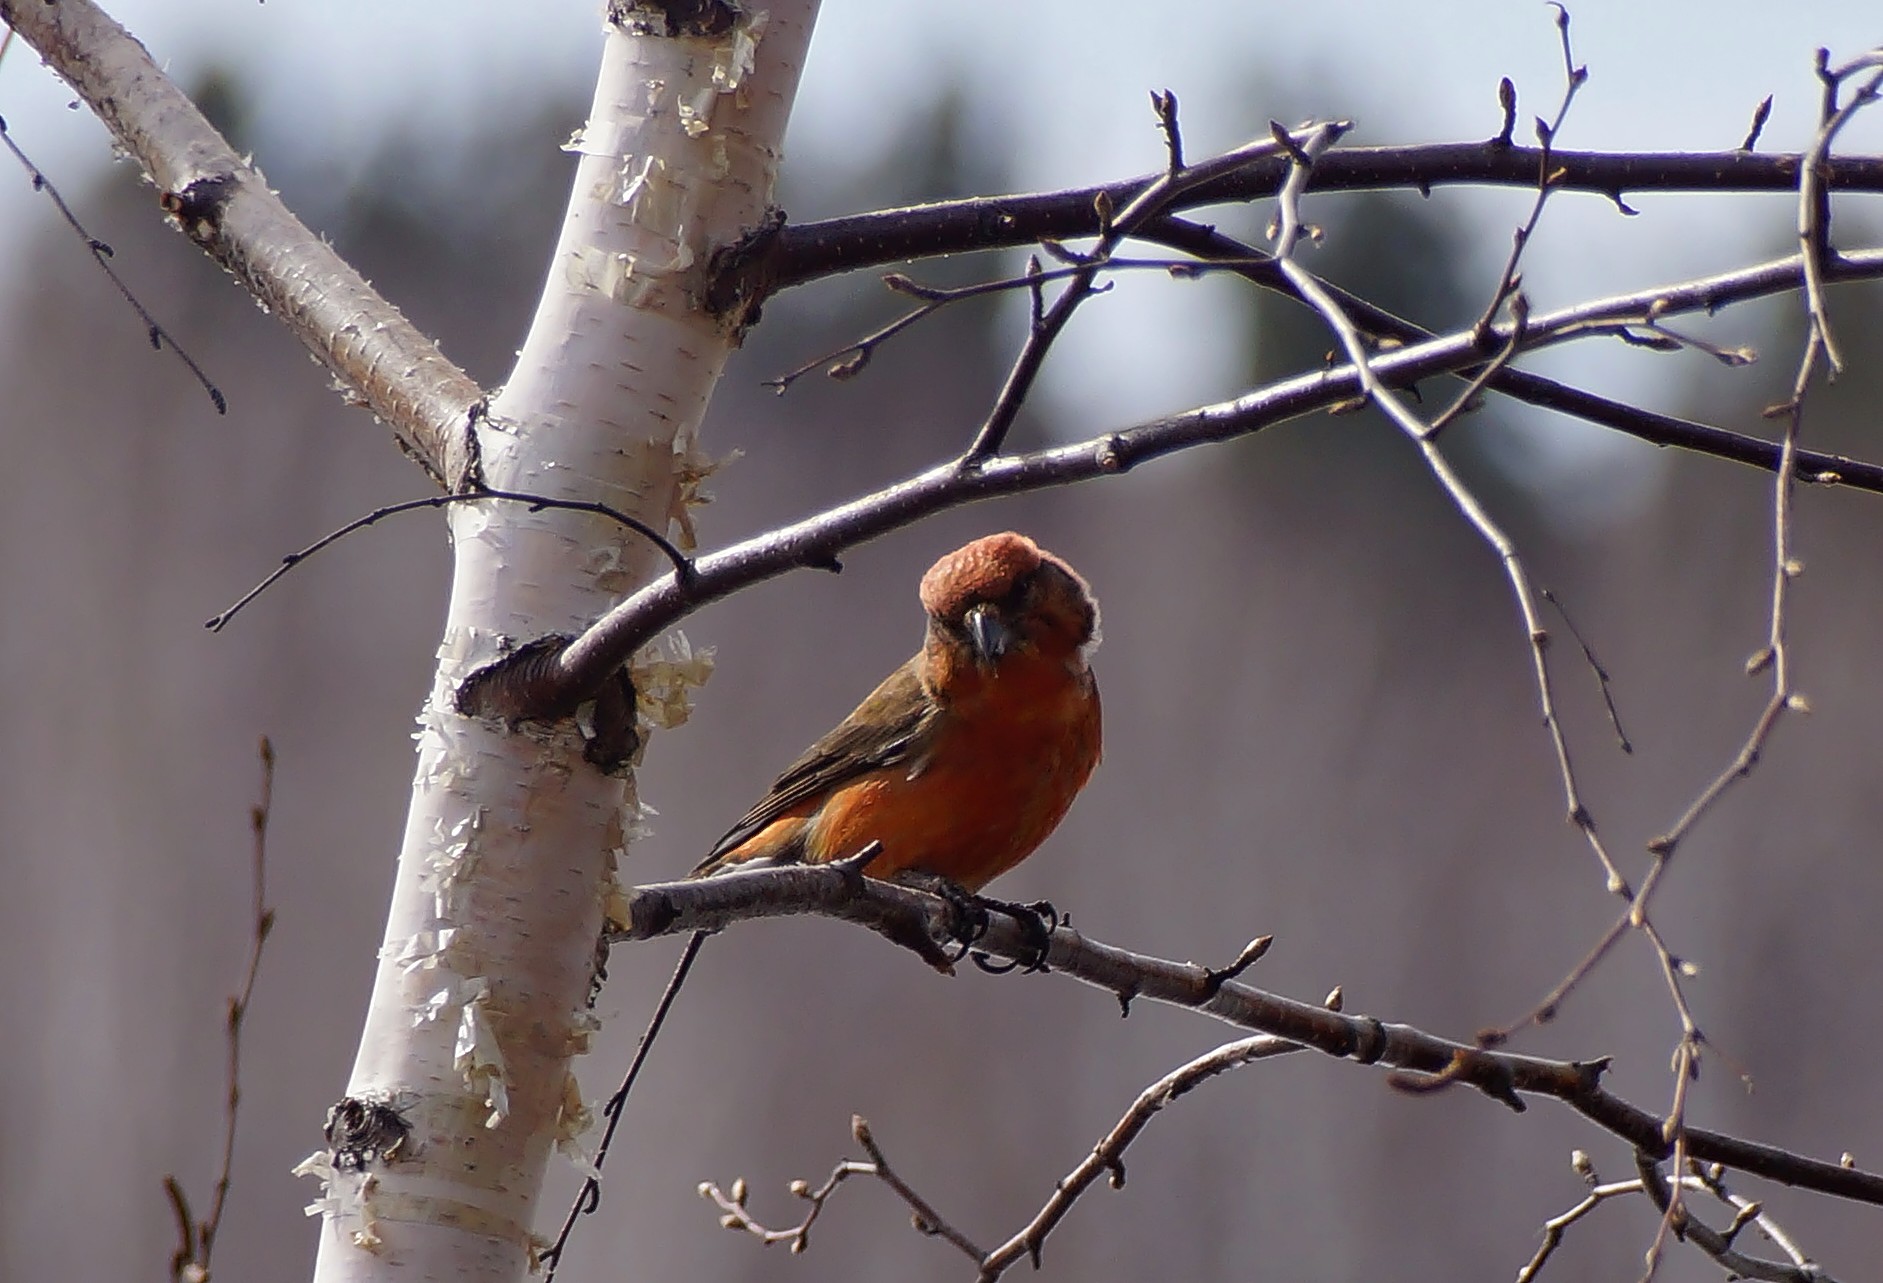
[1001,572,1037,612]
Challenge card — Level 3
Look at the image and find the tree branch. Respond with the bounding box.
[1517,1153,1835,1283]
[460,244,1883,722]
[711,142,1883,312]
[960,111,1349,461]
[2,0,486,489]
[1135,214,1883,488]
[702,1115,991,1261]
[0,116,226,414]
[701,1039,1300,1279]
[1635,1152,1839,1283]
[607,866,1883,1209]
[973,1035,1299,1279]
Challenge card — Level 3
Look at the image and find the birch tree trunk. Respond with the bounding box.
[298,7,819,1281]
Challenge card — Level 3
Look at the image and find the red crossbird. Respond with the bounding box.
[693,531,1102,892]
[598,534,1102,1140]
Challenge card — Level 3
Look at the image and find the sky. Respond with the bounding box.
[3,1,1880,527]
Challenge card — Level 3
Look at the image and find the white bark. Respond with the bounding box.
[302,6,819,1281]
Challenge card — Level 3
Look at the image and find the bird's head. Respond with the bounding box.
[918,532,1099,673]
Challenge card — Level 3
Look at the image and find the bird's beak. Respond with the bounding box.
[963,603,1013,669]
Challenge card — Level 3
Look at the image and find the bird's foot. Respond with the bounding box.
[891,871,992,961]
[890,875,1059,971]
[970,897,1058,975]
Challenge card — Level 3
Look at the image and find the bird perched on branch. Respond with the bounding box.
[579,534,1102,1213]
[692,530,1103,894]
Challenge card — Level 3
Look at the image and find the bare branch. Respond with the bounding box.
[1636,1152,1838,1283]
[764,255,1283,396]
[777,222,1811,521]
[1265,87,1715,1139]
[701,1116,988,1260]
[714,143,1883,312]
[1265,95,1639,919]
[703,1160,880,1254]
[975,1036,1298,1279]
[208,488,694,634]
[1518,1159,1639,1283]
[2,0,486,489]
[1796,58,1883,373]
[1691,1160,1825,1271]
[607,866,1883,1209]
[1602,67,1883,1264]
[1140,215,1882,486]
[1540,587,1633,753]
[462,244,1883,723]
[1518,1152,1836,1283]
[538,932,708,1282]
[164,739,276,1283]
[0,116,224,414]
[961,113,1350,462]
[700,1037,1298,1278]
[1473,0,1590,342]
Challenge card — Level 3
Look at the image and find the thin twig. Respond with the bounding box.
[208,488,693,632]
[538,931,708,1281]
[703,1038,1298,1278]
[1540,587,1632,753]
[1519,1167,1644,1283]
[974,1035,1298,1279]
[1796,57,1883,374]
[1607,45,1883,1082]
[702,1159,881,1253]
[163,738,276,1283]
[959,108,1348,462]
[1519,1152,1835,1283]
[0,114,225,414]
[1316,12,1711,1069]
[1632,304,1760,366]
[1482,911,1631,1037]
[1636,1152,1837,1283]
[1422,292,1527,441]
[1639,1039,1700,1282]
[1617,64,1883,1265]
[701,1116,988,1260]
[1692,1160,1822,1270]
[1472,6,1590,341]
[1268,85,1641,918]
[849,1118,987,1260]
[765,255,1286,395]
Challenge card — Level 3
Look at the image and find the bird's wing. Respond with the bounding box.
[694,657,939,872]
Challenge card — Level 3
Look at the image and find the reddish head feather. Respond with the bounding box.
[918,531,1045,622]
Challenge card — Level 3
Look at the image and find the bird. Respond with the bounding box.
[692,530,1102,894]
[596,533,1101,1146]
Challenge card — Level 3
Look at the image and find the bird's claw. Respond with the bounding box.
[970,896,1058,974]
[891,871,992,959]
[889,875,1059,972]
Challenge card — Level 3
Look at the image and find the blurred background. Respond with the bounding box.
[3,2,1882,1281]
